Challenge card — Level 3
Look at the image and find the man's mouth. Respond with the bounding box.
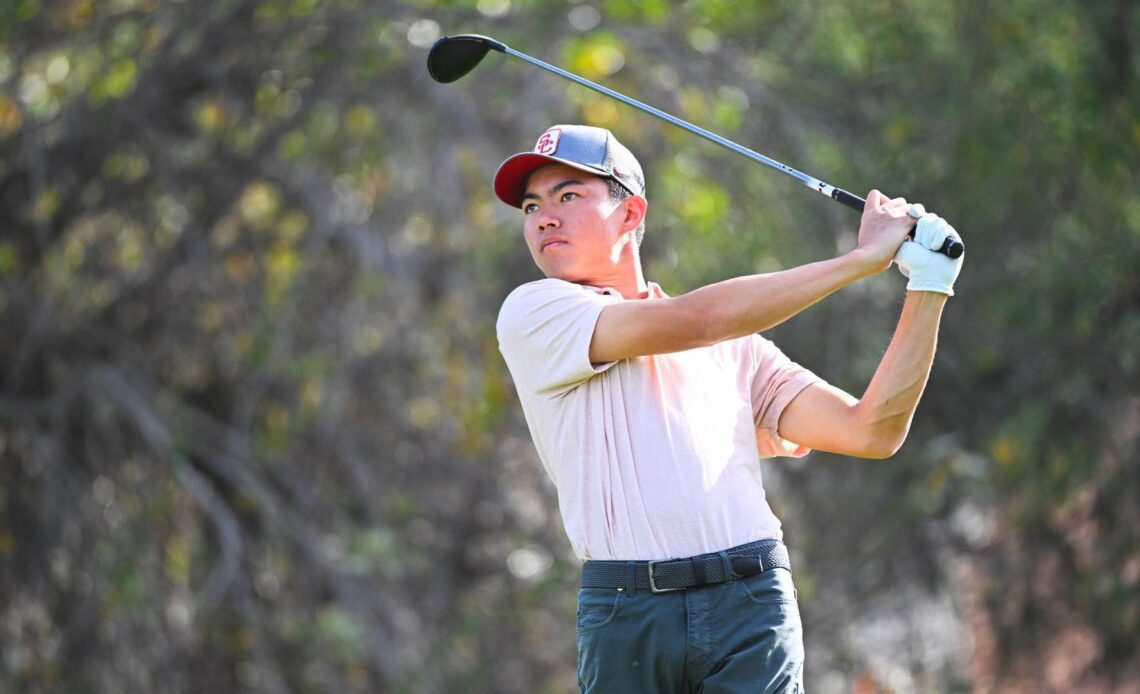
[541,238,567,251]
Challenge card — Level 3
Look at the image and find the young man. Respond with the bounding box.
[494,125,963,693]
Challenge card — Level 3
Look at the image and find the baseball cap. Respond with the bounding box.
[493,124,645,208]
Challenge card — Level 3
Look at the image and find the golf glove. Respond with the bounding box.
[893,213,964,296]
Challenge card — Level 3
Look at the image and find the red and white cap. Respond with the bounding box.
[493,125,645,208]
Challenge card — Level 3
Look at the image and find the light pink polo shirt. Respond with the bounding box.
[497,278,820,561]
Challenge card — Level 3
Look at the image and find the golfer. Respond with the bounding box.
[494,125,963,693]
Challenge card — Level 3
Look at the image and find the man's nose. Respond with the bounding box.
[537,213,560,231]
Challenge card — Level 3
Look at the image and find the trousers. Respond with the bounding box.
[576,544,804,693]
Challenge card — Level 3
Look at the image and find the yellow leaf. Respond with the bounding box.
[344,105,377,138]
[238,180,281,228]
[566,34,626,80]
[583,98,619,129]
[31,186,61,223]
[164,535,192,583]
[407,396,439,429]
[278,209,309,243]
[265,243,299,304]
[300,376,323,411]
[63,0,95,30]
[0,242,19,274]
[992,437,1017,465]
[196,100,226,132]
[90,58,137,104]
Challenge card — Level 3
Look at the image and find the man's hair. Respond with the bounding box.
[607,178,646,246]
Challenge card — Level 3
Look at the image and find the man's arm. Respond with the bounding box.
[590,253,879,361]
[774,291,947,459]
[772,212,965,458]
[589,190,915,364]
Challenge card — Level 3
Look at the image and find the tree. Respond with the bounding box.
[1,1,1136,691]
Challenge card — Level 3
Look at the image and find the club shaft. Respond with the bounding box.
[501,46,859,209]
[493,41,962,258]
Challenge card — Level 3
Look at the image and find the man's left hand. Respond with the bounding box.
[893,212,965,296]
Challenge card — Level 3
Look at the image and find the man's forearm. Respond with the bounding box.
[853,291,947,454]
[679,250,881,344]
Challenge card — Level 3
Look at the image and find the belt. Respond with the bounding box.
[580,540,791,594]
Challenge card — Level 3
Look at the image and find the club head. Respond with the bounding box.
[427,34,508,83]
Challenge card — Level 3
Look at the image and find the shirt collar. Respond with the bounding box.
[582,281,667,300]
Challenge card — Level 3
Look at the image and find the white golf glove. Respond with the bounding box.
[893,209,964,296]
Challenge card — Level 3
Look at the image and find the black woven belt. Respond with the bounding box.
[580,540,791,594]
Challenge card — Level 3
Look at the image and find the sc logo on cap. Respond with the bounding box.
[534,128,562,155]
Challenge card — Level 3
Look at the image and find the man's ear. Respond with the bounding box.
[621,195,647,232]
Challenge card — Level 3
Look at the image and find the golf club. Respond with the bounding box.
[428,33,964,259]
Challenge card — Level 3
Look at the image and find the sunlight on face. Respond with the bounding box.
[520,164,630,283]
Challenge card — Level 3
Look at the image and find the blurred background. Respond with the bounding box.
[1,0,1137,692]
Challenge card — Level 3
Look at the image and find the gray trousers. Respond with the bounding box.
[576,565,804,693]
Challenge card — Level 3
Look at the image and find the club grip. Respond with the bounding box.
[832,187,866,213]
[831,188,964,259]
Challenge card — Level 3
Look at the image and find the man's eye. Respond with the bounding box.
[523,203,538,214]
[561,192,578,202]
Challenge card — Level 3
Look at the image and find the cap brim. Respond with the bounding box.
[493,152,610,208]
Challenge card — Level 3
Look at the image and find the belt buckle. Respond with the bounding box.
[647,560,683,594]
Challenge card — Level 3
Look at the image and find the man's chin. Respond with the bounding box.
[542,267,586,284]
[536,261,571,280]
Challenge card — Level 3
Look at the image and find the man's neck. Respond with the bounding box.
[587,253,648,299]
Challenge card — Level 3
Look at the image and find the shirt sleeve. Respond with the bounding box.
[749,335,822,458]
[496,279,620,397]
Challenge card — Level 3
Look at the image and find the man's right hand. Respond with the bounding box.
[854,189,918,273]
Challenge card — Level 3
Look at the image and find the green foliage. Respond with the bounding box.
[0,0,1137,692]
